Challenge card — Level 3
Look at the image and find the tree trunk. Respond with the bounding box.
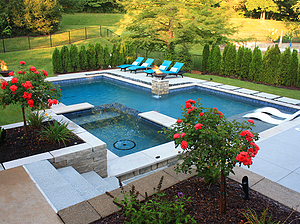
[220,169,226,214]
[21,105,28,135]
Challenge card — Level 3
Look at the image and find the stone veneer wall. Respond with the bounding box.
[152,80,169,95]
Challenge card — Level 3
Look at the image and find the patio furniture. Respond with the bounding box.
[117,57,144,71]
[152,62,185,79]
[127,58,155,73]
[145,60,172,76]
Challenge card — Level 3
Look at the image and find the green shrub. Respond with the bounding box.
[52,47,62,74]
[125,43,136,64]
[95,43,104,69]
[117,43,125,66]
[109,43,118,68]
[176,45,193,72]
[278,47,291,86]
[41,120,74,146]
[235,46,245,77]
[249,46,263,82]
[87,43,96,70]
[202,44,210,72]
[211,45,221,74]
[60,45,71,73]
[224,43,236,76]
[79,45,88,70]
[241,48,252,80]
[27,111,46,128]
[262,45,281,84]
[220,44,229,75]
[242,208,279,224]
[207,49,212,73]
[287,49,299,87]
[103,44,110,68]
[69,44,79,72]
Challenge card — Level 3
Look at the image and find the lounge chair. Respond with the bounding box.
[152,62,185,80]
[127,58,155,73]
[145,60,172,76]
[117,57,144,71]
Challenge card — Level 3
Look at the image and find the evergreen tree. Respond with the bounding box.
[287,49,298,87]
[262,45,280,84]
[69,44,79,72]
[241,48,252,80]
[176,45,193,72]
[95,43,104,69]
[224,44,236,76]
[109,43,118,68]
[117,43,126,66]
[249,46,263,82]
[278,47,291,86]
[79,45,88,70]
[86,43,96,70]
[125,43,136,64]
[207,46,214,73]
[103,44,110,68]
[202,44,210,73]
[52,47,62,74]
[211,45,221,74]
[235,46,245,77]
[60,45,71,73]
[220,44,229,75]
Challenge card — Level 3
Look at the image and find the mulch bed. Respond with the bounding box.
[0,122,84,163]
[92,176,300,224]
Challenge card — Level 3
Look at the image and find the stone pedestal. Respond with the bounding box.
[152,80,169,95]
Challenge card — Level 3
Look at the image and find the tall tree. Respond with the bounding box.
[262,45,281,84]
[241,48,252,80]
[70,44,79,72]
[211,45,222,74]
[202,44,210,73]
[278,47,291,86]
[235,46,245,77]
[224,44,237,77]
[58,0,85,13]
[245,0,278,20]
[287,49,298,86]
[249,46,263,82]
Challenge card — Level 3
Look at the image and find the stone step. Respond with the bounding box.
[81,171,121,194]
[57,166,101,200]
[24,160,84,212]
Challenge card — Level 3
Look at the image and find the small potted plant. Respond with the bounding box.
[0,60,13,77]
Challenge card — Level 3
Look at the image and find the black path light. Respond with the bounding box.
[242,176,250,200]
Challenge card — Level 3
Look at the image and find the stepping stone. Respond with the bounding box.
[235,88,259,95]
[218,85,241,90]
[276,97,300,105]
[202,81,223,87]
[58,166,101,200]
[254,92,280,99]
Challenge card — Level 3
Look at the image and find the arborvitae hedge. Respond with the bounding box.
[117,43,125,66]
[52,47,62,74]
[263,45,280,84]
[211,45,221,74]
[95,43,104,69]
[79,45,88,70]
[103,44,110,68]
[224,44,236,76]
[70,44,79,72]
[249,46,262,82]
[109,43,118,68]
[287,49,298,87]
[207,47,213,73]
[176,45,192,72]
[86,43,96,70]
[220,44,229,75]
[126,43,136,64]
[202,44,210,72]
[61,45,71,73]
[235,46,245,77]
[278,47,291,86]
[241,48,252,80]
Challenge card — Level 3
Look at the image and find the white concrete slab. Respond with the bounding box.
[3,152,53,170]
[51,102,94,114]
[277,172,300,193]
[254,92,280,99]
[276,97,300,105]
[202,81,223,87]
[142,141,179,161]
[139,111,177,128]
[235,88,259,94]
[218,85,241,90]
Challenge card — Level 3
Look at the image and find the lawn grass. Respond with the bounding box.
[185,73,300,100]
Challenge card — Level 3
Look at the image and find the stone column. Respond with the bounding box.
[152,80,169,95]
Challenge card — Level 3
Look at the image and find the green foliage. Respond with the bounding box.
[235,46,245,77]
[287,49,298,87]
[52,47,62,74]
[69,44,79,72]
[249,46,263,82]
[124,43,136,64]
[176,45,193,72]
[95,43,104,69]
[117,43,126,66]
[79,45,88,70]
[86,43,96,70]
[115,177,196,224]
[103,44,110,68]
[262,45,281,84]
[165,99,259,184]
[41,119,74,146]
[245,0,278,20]
[60,45,71,73]
[27,111,46,128]
[84,0,124,13]
[211,45,221,74]
[242,208,279,224]
[241,48,252,80]
[109,43,118,68]
[278,47,291,86]
[202,44,210,72]
[224,43,237,76]
[58,0,86,13]
[220,44,229,75]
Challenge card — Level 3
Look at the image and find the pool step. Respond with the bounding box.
[81,171,121,194]
[70,111,122,126]
[24,160,122,213]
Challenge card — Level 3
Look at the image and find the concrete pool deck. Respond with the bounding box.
[1,69,300,223]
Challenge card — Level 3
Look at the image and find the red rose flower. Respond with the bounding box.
[18,71,22,74]
[53,99,57,105]
[177,119,182,123]
[11,77,18,83]
[22,81,33,90]
[200,112,204,116]
[248,119,255,124]
[42,70,48,76]
[29,66,37,72]
[181,133,186,138]
[28,99,34,107]
[34,71,39,74]
[23,91,32,100]
[181,140,188,149]
[185,103,191,108]
[8,71,14,76]
[9,85,18,94]
[195,123,203,130]
[19,61,26,65]
[173,133,180,139]
[1,81,8,90]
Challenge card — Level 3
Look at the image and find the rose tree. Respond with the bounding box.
[165,99,259,213]
[0,61,61,134]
